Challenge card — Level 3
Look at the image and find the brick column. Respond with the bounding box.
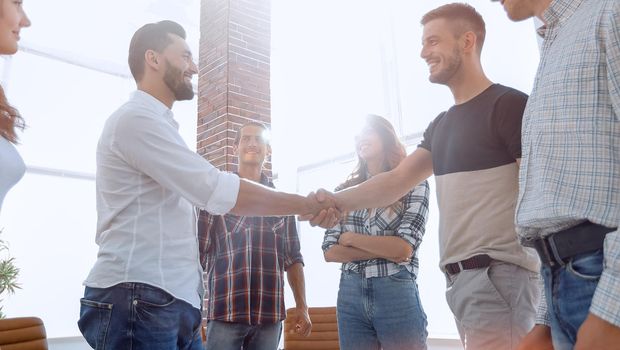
[197,0,272,175]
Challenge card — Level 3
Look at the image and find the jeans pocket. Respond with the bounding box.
[135,284,176,307]
[388,269,414,283]
[134,287,177,330]
[566,250,603,281]
[78,298,113,350]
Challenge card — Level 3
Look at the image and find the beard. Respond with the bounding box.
[163,59,195,101]
[501,0,533,22]
[429,46,462,85]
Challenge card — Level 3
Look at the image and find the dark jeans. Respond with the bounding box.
[542,249,604,350]
[78,283,204,350]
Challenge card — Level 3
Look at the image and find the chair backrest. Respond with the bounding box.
[0,317,48,350]
[283,306,339,350]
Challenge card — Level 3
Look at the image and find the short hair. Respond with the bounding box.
[128,20,187,82]
[234,122,270,146]
[420,3,486,53]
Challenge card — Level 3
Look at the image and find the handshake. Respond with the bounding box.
[299,189,342,229]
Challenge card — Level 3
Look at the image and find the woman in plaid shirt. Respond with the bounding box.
[322,114,430,350]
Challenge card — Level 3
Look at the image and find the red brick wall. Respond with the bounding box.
[197,0,272,175]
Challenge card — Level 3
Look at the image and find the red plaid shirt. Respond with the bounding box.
[198,174,303,324]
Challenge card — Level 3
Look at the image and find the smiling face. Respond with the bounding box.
[420,18,463,86]
[234,124,270,167]
[355,125,385,165]
[0,0,31,55]
[161,35,197,101]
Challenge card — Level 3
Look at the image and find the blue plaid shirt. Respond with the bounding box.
[322,180,429,279]
[516,0,620,326]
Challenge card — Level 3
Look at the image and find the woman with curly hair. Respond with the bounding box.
[0,0,30,211]
[322,114,430,350]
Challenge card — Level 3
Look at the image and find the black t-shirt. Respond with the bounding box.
[419,83,527,175]
[417,84,536,271]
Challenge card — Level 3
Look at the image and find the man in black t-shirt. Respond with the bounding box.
[309,4,540,350]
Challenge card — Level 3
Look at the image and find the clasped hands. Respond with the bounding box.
[299,189,341,229]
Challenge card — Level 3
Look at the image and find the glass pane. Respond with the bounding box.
[23,0,200,68]
[394,1,541,136]
[1,173,97,338]
[7,51,135,173]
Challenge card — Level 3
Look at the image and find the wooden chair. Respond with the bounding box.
[283,306,339,350]
[0,317,48,350]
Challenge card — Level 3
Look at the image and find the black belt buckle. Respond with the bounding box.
[533,237,557,267]
[534,222,615,267]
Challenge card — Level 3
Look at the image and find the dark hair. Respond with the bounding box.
[128,20,186,82]
[421,3,486,54]
[234,121,270,146]
[0,85,24,144]
[336,114,406,191]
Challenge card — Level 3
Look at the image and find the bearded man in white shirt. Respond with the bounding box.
[77,20,337,350]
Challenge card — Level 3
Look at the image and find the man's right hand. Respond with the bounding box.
[517,324,554,350]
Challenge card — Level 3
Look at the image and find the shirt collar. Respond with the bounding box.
[132,90,174,120]
[539,0,584,37]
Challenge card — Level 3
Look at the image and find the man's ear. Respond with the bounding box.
[145,49,160,70]
[461,31,477,54]
[233,144,240,156]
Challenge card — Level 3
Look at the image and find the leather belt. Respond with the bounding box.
[532,221,615,267]
[444,254,492,275]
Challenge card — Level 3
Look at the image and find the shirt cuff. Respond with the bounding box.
[205,172,240,215]
[590,230,620,327]
[535,281,551,326]
[285,258,305,270]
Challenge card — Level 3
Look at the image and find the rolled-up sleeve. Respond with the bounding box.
[283,216,304,269]
[535,279,550,326]
[206,172,240,215]
[322,223,342,253]
[113,112,240,215]
[396,180,430,253]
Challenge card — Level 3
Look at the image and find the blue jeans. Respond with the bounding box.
[78,283,204,350]
[541,249,604,350]
[337,268,428,350]
[204,320,281,350]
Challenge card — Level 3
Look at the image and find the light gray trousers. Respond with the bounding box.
[445,261,540,350]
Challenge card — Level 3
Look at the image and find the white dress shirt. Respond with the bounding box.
[84,90,240,308]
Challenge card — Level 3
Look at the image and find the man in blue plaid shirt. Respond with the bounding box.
[493,0,620,349]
